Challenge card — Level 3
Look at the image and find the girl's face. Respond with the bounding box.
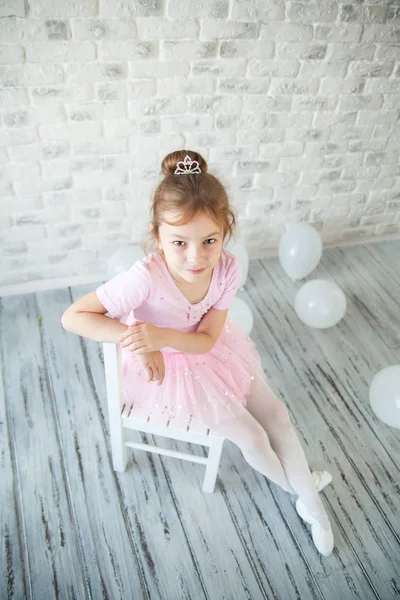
[157,211,224,284]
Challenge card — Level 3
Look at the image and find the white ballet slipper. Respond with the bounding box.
[296,498,334,557]
[311,470,333,493]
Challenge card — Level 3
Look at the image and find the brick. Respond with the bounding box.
[361,25,400,44]
[162,41,217,60]
[339,5,388,24]
[129,96,187,116]
[30,0,97,17]
[243,95,291,112]
[315,24,362,42]
[66,63,127,83]
[238,129,284,144]
[364,78,399,94]
[201,20,259,39]
[168,0,228,18]
[73,138,128,155]
[0,45,25,64]
[313,112,357,128]
[192,60,246,78]
[0,127,39,146]
[275,42,327,60]
[285,128,329,143]
[26,42,96,63]
[232,0,284,20]
[338,95,383,111]
[99,0,163,17]
[67,101,127,122]
[269,78,319,95]
[348,61,394,78]
[30,84,93,105]
[287,2,337,23]
[325,42,375,61]
[158,76,215,96]
[0,64,64,86]
[184,130,237,147]
[0,87,28,108]
[0,1,25,17]
[72,18,137,40]
[357,109,399,127]
[256,171,299,188]
[218,78,270,94]
[291,96,338,110]
[189,95,242,114]
[3,105,66,127]
[130,59,189,78]
[300,61,348,78]
[137,18,199,39]
[39,121,102,141]
[375,44,400,62]
[100,40,158,60]
[248,59,300,77]
[260,24,312,42]
[221,41,273,59]
[259,142,303,159]
[216,113,264,129]
[210,147,258,161]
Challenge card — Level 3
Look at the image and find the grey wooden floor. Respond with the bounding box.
[1,240,400,600]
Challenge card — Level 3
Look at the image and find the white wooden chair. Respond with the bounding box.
[103,342,225,493]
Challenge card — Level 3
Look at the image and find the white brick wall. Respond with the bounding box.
[0,0,399,289]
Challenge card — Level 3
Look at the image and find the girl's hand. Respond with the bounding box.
[118,321,167,354]
[134,351,165,386]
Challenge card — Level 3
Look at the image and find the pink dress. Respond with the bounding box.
[96,250,264,428]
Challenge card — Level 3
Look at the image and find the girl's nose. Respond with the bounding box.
[187,247,205,264]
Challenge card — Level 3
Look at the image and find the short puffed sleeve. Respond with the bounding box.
[95,260,150,320]
[212,253,242,310]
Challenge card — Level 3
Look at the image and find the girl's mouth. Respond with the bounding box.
[187,268,206,274]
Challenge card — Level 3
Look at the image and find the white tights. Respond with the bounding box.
[211,374,330,529]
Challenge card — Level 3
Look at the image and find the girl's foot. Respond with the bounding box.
[296,498,334,556]
[311,470,332,493]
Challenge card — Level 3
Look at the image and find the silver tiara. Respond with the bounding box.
[174,155,202,175]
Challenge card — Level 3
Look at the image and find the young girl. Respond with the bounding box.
[62,150,334,557]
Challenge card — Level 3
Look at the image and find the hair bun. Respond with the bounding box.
[161,150,208,177]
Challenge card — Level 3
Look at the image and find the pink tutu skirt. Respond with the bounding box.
[120,318,265,428]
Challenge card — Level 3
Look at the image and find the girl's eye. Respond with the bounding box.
[173,241,186,247]
[204,238,216,245]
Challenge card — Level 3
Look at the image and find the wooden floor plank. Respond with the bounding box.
[0,328,27,600]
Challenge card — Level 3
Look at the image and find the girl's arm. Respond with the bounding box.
[167,307,229,354]
[121,308,229,355]
[61,291,127,343]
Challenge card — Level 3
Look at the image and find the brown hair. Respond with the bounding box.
[142,149,237,254]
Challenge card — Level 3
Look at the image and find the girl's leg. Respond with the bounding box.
[244,374,330,528]
[211,408,297,494]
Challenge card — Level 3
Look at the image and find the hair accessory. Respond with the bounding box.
[174,155,202,175]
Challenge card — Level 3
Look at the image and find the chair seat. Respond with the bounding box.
[121,403,224,447]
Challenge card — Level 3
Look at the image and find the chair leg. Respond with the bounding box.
[110,425,128,472]
[202,438,224,493]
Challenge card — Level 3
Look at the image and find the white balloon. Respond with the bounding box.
[228,297,253,334]
[226,238,249,288]
[107,245,144,277]
[294,279,346,329]
[279,223,323,280]
[369,366,400,429]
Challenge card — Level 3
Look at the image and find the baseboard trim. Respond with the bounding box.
[1,232,399,298]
